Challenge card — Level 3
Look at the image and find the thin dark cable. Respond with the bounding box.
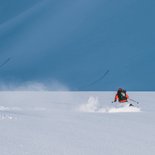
[79,69,109,90]
[0,57,11,68]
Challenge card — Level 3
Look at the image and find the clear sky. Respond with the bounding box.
[0,0,155,90]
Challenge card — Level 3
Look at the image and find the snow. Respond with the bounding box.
[0,91,155,155]
[79,96,141,113]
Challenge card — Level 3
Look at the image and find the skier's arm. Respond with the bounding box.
[126,94,129,99]
[114,94,118,102]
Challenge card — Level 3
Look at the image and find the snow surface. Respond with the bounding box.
[0,91,155,155]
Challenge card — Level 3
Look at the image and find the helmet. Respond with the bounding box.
[118,88,123,91]
[118,88,126,93]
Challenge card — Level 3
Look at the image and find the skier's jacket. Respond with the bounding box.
[114,89,129,103]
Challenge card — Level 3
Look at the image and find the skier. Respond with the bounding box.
[113,88,134,106]
[114,88,129,103]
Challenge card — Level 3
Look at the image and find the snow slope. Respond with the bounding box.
[0,91,155,155]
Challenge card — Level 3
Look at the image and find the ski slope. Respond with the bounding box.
[0,91,155,155]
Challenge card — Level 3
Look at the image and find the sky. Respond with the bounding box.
[0,0,155,90]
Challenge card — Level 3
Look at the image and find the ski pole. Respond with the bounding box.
[128,98,139,104]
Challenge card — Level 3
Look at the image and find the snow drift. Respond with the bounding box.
[79,96,141,113]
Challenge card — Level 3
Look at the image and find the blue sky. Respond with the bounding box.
[0,0,155,90]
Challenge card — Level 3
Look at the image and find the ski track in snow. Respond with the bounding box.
[0,105,47,120]
[0,94,141,121]
[79,96,141,113]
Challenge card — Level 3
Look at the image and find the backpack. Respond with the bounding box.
[117,89,127,101]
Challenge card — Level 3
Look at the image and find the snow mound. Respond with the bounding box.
[0,106,22,111]
[79,96,141,113]
[79,96,100,112]
[106,106,141,113]
[0,113,15,120]
[0,106,21,120]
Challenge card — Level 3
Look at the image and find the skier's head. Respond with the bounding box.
[118,88,122,91]
[118,88,123,92]
[118,88,126,93]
